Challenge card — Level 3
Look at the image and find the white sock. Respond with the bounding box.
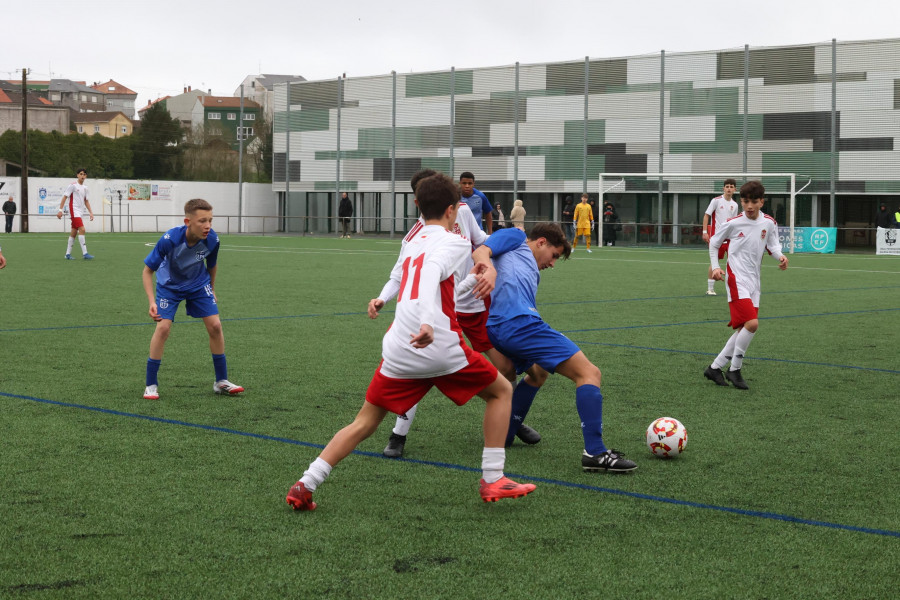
[707,278,715,292]
[712,330,741,369]
[299,456,332,492]
[481,447,506,484]
[78,235,87,254]
[66,237,74,255]
[392,403,418,436]
[730,329,756,370]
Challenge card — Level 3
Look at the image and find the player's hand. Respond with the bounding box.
[368,298,385,319]
[89,214,94,221]
[778,256,789,270]
[471,261,496,299]
[56,210,63,220]
[0,253,6,269]
[591,221,595,231]
[148,303,162,322]
[702,231,710,242]
[409,324,434,348]
[711,268,725,281]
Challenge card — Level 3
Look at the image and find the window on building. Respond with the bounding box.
[94,125,100,133]
[91,95,98,103]
[243,113,256,120]
[78,125,83,133]
[227,113,236,120]
[81,94,87,101]
[237,127,255,140]
[209,112,221,120]
[108,86,116,91]
[122,125,128,134]
[50,93,60,101]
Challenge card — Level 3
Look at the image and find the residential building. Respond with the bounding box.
[0,88,69,136]
[72,111,134,138]
[234,74,305,122]
[139,86,209,128]
[192,96,261,150]
[91,80,137,118]
[47,79,106,112]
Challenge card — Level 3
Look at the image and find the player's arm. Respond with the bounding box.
[142,266,161,321]
[766,226,788,271]
[475,190,493,234]
[702,213,712,242]
[0,248,6,269]
[208,265,217,297]
[84,198,94,220]
[369,247,406,318]
[708,224,728,280]
[57,192,68,219]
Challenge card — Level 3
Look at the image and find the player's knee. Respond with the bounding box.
[155,321,172,339]
[744,320,759,333]
[206,320,223,338]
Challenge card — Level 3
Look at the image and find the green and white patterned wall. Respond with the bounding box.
[273,38,900,196]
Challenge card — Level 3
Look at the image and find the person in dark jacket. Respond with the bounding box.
[3,197,16,233]
[561,196,574,241]
[875,202,895,229]
[602,202,619,246]
[338,193,354,238]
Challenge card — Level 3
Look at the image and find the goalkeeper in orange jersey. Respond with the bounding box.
[572,193,594,252]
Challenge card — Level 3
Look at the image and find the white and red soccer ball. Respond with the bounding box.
[646,417,688,458]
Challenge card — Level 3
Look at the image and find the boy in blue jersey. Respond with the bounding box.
[459,171,494,233]
[141,198,244,400]
[472,222,637,473]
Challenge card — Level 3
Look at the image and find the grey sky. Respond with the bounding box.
[5,0,897,109]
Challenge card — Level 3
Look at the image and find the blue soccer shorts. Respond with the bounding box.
[487,315,580,375]
[156,284,219,321]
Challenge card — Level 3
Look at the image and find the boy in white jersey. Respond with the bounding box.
[286,173,536,511]
[704,181,788,390]
[376,170,540,459]
[702,178,739,295]
[56,168,95,260]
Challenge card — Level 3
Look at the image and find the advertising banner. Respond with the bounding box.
[777,227,836,254]
[876,227,900,256]
[127,183,151,201]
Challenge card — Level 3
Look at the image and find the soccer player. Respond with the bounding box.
[472,223,638,473]
[701,178,739,295]
[459,171,494,233]
[0,243,6,269]
[56,168,95,260]
[375,170,540,459]
[704,181,788,390]
[286,173,536,510]
[572,193,594,253]
[141,198,244,400]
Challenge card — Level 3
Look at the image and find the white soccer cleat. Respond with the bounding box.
[214,379,245,395]
[705,290,717,296]
[587,249,592,253]
[143,385,159,400]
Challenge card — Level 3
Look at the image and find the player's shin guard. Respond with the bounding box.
[712,330,741,369]
[730,329,755,370]
[576,384,607,456]
[146,358,161,386]
[481,447,506,484]
[393,403,418,436]
[505,378,540,446]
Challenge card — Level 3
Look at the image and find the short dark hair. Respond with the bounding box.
[410,168,437,193]
[528,222,571,259]
[581,193,589,200]
[184,198,213,215]
[724,178,737,187]
[740,181,765,200]
[416,173,460,220]
[76,168,87,175]
[459,171,475,182]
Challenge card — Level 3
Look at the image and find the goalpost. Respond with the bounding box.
[598,173,802,253]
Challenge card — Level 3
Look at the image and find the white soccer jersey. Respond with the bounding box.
[705,194,738,237]
[64,182,89,218]
[379,224,472,379]
[710,213,784,306]
[377,203,487,313]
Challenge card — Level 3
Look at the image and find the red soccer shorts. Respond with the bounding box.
[717,239,730,260]
[365,346,499,416]
[457,310,493,352]
[728,298,758,329]
[70,217,85,229]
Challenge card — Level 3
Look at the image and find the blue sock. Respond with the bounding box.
[146,358,161,386]
[212,353,227,381]
[506,378,540,447]
[576,384,607,455]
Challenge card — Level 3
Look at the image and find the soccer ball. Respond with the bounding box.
[646,417,688,458]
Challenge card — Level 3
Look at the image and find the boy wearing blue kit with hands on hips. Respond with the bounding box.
[141,198,243,400]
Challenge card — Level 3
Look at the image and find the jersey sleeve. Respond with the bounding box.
[704,197,718,217]
[709,221,730,269]
[766,222,785,260]
[63,184,74,200]
[475,189,493,214]
[144,233,174,271]
[378,238,408,302]
[205,232,220,269]
[484,227,527,257]
[458,205,487,246]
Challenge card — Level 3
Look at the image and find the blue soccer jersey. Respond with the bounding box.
[144,226,219,296]
[484,228,542,326]
[461,188,493,230]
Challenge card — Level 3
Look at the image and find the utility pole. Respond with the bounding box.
[21,68,29,232]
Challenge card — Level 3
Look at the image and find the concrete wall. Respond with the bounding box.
[0,177,279,234]
[0,106,69,135]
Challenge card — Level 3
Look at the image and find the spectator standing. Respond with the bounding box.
[509,199,526,230]
[875,202,895,229]
[338,192,354,238]
[602,202,619,246]
[561,196,574,241]
[2,196,15,234]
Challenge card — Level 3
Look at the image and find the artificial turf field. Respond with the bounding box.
[1,231,898,598]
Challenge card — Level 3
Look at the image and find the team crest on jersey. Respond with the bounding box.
[737,232,745,238]
[196,251,206,261]
[159,298,169,309]
[761,230,767,239]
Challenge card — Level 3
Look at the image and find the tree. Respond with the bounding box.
[132,103,183,179]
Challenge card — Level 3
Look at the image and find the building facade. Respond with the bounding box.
[272,38,900,246]
[73,111,134,138]
[191,96,261,150]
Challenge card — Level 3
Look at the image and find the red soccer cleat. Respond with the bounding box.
[286,481,316,511]
[213,380,244,395]
[479,476,536,503]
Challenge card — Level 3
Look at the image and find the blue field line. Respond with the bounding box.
[3,390,898,539]
[571,341,900,374]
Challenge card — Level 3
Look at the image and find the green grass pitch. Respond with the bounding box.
[1,231,898,598]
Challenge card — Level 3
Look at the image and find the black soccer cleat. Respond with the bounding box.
[582,449,637,473]
[725,368,749,390]
[704,365,729,386]
[515,424,542,445]
[383,433,406,458]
